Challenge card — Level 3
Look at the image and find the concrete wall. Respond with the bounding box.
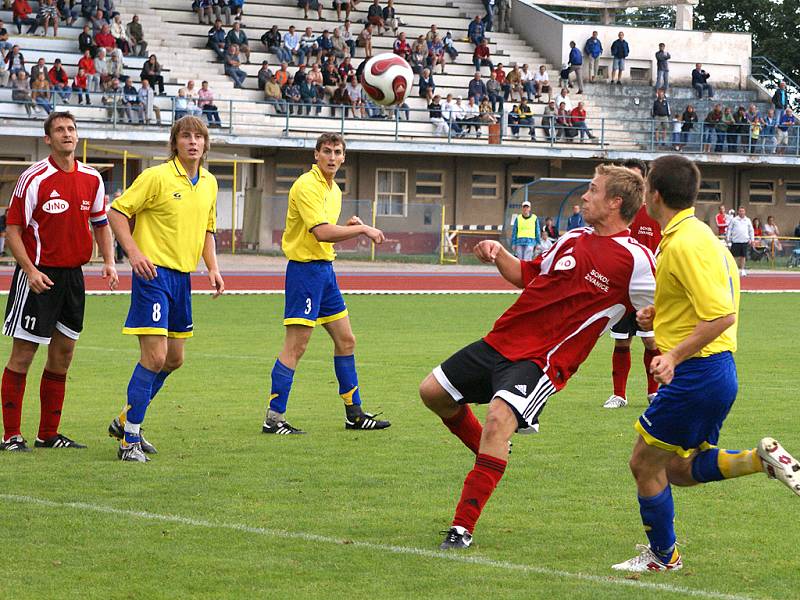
[511,0,752,88]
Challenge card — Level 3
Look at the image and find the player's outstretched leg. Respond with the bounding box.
[440,398,515,550]
[758,438,800,495]
[419,372,482,454]
[263,325,311,435]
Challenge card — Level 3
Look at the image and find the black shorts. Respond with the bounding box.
[432,339,556,432]
[3,265,85,344]
[730,242,749,258]
[610,310,655,340]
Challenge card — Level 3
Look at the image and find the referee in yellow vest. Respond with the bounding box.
[510,200,540,260]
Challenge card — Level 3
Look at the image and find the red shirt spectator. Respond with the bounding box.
[393,34,410,59]
[473,44,490,61]
[95,30,116,50]
[48,64,69,87]
[570,105,586,124]
[12,0,33,20]
[492,65,507,84]
[78,54,95,74]
[74,72,88,90]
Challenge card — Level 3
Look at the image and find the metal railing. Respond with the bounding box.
[750,56,800,112]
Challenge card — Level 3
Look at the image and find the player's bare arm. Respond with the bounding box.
[202,230,225,299]
[108,208,157,280]
[312,222,386,244]
[650,314,736,385]
[5,224,53,293]
[93,224,119,291]
[473,240,524,288]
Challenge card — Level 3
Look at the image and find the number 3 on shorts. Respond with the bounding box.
[152,302,162,322]
[304,298,312,315]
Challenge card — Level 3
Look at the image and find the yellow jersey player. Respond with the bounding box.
[613,155,800,572]
[262,133,390,434]
[106,116,225,462]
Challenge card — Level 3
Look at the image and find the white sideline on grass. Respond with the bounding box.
[0,493,756,600]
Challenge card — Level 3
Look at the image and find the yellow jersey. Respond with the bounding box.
[654,207,739,356]
[282,164,341,262]
[112,160,217,273]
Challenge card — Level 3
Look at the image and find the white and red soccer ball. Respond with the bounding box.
[360,53,414,106]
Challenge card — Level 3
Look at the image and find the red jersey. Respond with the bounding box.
[483,228,655,390]
[715,212,728,235]
[7,157,107,268]
[629,204,661,253]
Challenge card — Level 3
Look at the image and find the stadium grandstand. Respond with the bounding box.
[0,0,798,260]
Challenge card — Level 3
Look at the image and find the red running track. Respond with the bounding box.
[0,270,796,292]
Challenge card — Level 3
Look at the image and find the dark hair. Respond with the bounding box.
[647,155,700,210]
[315,133,346,152]
[621,158,648,176]
[44,111,76,136]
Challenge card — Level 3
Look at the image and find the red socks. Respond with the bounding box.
[38,369,67,441]
[452,453,507,532]
[612,346,631,398]
[1,367,27,440]
[441,405,483,455]
[644,348,661,395]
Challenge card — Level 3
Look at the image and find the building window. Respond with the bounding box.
[415,170,444,198]
[697,179,722,204]
[376,169,407,216]
[785,182,800,205]
[510,174,536,195]
[472,172,499,199]
[749,180,775,204]
[275,164,347,194]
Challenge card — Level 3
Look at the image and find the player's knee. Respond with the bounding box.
[140,347,167,372]
[335,332,356,355]
[419,374,441,405]
[163,354,184,372]
[483,401,516,441]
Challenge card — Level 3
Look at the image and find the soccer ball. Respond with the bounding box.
[360,53,414,106]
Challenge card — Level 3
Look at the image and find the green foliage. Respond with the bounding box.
[0,294,797,599]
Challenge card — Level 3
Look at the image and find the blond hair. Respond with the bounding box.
[168,116,210,161]
[594,164,644,223]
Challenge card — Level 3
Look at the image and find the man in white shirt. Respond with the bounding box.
[520,63,535,99]
[443,93,463,137]
[533,65,550,102]
[556,87,572,112]
[725,206,754,277]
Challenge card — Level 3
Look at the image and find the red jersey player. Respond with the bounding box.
[419,164,656,550]
[603,159,663,410]
[0,111,118,452]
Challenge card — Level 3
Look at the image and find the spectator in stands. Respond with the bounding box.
[36,0,59,37]
[367,0,385,33]
[196,0,214,25]
[567,41,584,94]
[10,71,33,115]
[321,61,340,98]
[733,105,749,151]
[342,21,356,58]
[337,56,354,80]
[0,54,8,88]
[230,0,244,22]
[567,204,585,229]
[771,81,789,111]
[393,31,411,61]
[555,86,572,111]
[299,0,323,21]
[609,31,628,85]
[479,97,496,125]
[121,76,144,123]
[224,44,247,88]
[126,15,148,57]
[408,35,427,74]
[11,0,37,35]
[543,216,558,239]
[443,32,458,61]
[307,63,324,99]
[334,0,351,22]
[48,59,71,103]
[206,20,227,61]
[93,48,111,87]
[101,0,118,20]
[29,57,47,83]
[79,24,98,57]
[294,63,307,86]
[273,61,289,87]
[0,19,11,58]
[383,0,400,35]
[329,28,347,60]
[108,49,124,81]
[345,74,364,117]
[681,104,698,150]
[214,0,232,26]
[141,54,166,95]
[316,29,334,63]
[418,67,435,101]
[101,76,123,121]
[90,9,106,36]
[80,0,98,19]
[429,94,448,136]
[762,108,778,154]
[467,71,487,103]
[330,80,350,116]
[583,31,602,83]
[488,66,506,110]
[442,93,463,136]
[726,206,754,276]
[496,0,510,33]
[533,65,550,102]
[358,24,373,59]
[655,42,670,90]
[473,39,493,74]
[482,0,494,32]
[461,96,481,136]
[31,71,53,113]
[262,25,286,62]
[556,100,573,138]
[519,64,535,100]
[703,104,722,152]
[138,78,161,125]
[468,15,484,46]
[257,60,273,90]
[692,63,713,99]
[506,63,522,102]
[571,101,595,142]
[95,24,117,56]
[110,14,131,55]
[776,107,797,155]
[264,73,286,112]
[652,88,670,146]
[198,81,222,126]
[283,76,301,113]
[720,106,735,152]
[540,99,556,141]
[283,25,301,65]
[185,80,203,116]
[509,99,533,139]
[226,21,250,63]
[299,70,322,114]
[428,36,446,74]
[174,87,189,119]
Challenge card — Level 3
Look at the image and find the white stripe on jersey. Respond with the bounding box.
[12,158,49,198]
[611,236,657,311]
[30,217,41,265]
[539,228,591,275]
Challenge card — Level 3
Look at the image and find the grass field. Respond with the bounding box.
[0,293,797,600]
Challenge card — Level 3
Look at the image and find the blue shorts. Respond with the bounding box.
[613,58,625,72]
[284,260,348,327]
[123,266,193,338]
[636,351,737,457]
